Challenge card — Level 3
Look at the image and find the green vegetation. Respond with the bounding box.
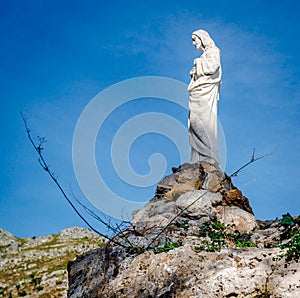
[236,240,256,248]
[125,246,145,255]
[280,213,295,227]
[280,213,300,262]
[279,213,300,262]
[155,242,180,253]
[195,221,255,252]
[30,275,42,286]
[18,290,27,296]
[36,285,44,291]
[283,231,300,261]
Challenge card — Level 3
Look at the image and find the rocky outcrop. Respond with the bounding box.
[132,162,256,234]
[0,227,104,298]
[67,162,300,297]
[68,244,299,297]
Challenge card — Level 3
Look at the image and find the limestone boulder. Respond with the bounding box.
[133,162,256,234]
[68,244,300,298]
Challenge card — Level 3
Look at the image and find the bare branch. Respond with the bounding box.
[20,112,127,248]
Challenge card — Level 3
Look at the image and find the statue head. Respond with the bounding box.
[192,30,216,51]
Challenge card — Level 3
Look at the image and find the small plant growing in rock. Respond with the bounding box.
[195,221,255,252]
[280,213,295,227]
[195,221,227,252]
[236,240,256,248]
[281,229,300,261]
[279,213,300,261]
[155,242,180,253]
[18,290,27,296]
[30,276,42,286]
[195,240,222,252]
[125,246,145,255]
[36,285,43,291]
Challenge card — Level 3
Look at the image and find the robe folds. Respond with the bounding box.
[188,35,221,166]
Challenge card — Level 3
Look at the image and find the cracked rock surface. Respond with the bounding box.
[68,162,300,298]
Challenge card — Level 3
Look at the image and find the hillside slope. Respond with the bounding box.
[0,227,104,298]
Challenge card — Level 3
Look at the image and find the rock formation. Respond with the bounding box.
[67,162,300,297]
[132,162,256,235]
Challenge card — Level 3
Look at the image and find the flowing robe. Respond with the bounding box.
[187,45,221,166]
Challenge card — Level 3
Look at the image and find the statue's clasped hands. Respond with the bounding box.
[190,67,196,78]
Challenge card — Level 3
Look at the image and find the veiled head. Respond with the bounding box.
[192,30,216,50]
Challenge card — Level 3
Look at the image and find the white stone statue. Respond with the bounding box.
[187,29,222,166]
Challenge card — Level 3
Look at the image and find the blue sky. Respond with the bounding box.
[0,0,299,237]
